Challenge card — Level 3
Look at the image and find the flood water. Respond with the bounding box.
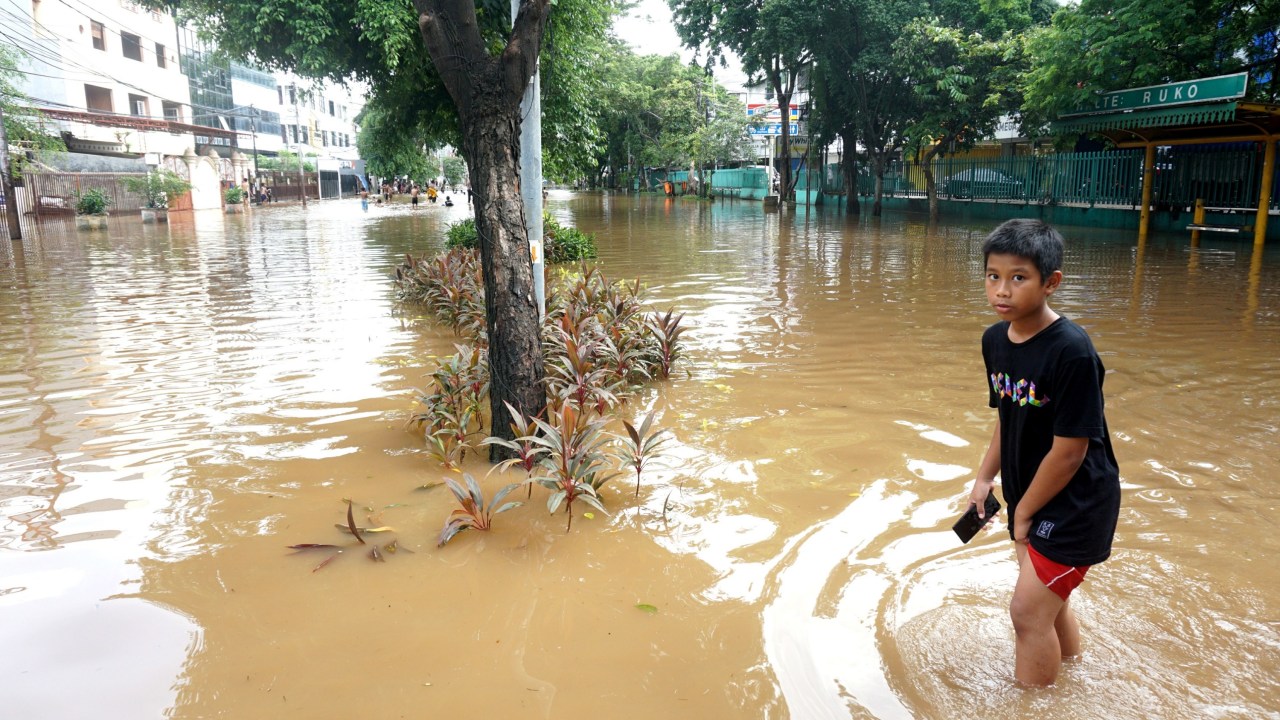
[2,194,1279,719]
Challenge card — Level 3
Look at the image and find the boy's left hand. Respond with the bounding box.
[1013,514,1031,544]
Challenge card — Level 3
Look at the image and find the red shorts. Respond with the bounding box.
[1028,545,1090,601]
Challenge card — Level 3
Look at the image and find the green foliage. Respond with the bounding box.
[437,474,522,547]
[444,218,479,251]
[442,155,467,188]
[122,169,192,209]
[0,46,66,171]
[1022,0,1280,131]
[593,52,751,187]
[224,185,246,204]
[542,213,598,263]
[73,188,110,215]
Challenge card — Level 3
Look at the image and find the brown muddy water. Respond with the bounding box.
[2,194,1278,720]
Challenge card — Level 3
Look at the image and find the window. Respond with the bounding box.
[155,42,166,68]
[277,85,283,105]
[122,32,142,61]
[128,93,149,117]
[280,125,287,143]
[90,20,105,51]
[288,86,296,105]
[328,100,335,116]
[85,84,112,113]
[162,101,181,122]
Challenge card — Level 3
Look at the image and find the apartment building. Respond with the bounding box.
[8,0,226,161]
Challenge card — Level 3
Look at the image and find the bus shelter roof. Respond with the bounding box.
[1053,101,1280,147]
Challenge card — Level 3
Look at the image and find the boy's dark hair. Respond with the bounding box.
[982,219,1064,283]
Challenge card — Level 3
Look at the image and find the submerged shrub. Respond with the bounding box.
[396,244,686,541]
[445,218,478,250]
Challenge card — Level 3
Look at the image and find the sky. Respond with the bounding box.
[612,0,750,94]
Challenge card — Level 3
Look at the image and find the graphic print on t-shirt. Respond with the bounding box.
[989,372,1050,407]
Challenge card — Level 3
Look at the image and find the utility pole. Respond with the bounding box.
[290,85,306,206]
[0,107,21,240]
[512,0,543,315]
[249,105,259,181]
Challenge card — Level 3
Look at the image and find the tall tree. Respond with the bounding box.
[166,0,617,455]
[809,0,921,216]
[895,0,1044,219]
[669,0,818,202]
[1022,0,1280,128]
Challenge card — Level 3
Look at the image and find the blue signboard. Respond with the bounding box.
[749,123,800,136]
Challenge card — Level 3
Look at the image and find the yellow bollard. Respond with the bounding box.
[1191,198,1205,245]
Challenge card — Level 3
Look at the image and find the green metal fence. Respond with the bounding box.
[825,143,1280,210]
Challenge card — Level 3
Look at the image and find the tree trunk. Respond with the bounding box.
[415,0,550,457]
[871,153,885,217]
[841,127,859,215]
[921,143,942,222]
[463,110,547,459]
[776,88,792,202]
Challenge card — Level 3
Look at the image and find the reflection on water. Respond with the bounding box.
[1,195,1278,719]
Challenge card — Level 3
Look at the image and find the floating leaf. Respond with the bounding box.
[346,501,365,544]
[313,551,342,572]
[383,539,398,554]
[333,524,397,534]
[415,482,443,491]
[369,545,384,562]
[287,543,340,551]
[635,603,659,614]
[583,512,595,520]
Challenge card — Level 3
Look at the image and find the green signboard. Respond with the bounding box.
[1061,73,1248,117]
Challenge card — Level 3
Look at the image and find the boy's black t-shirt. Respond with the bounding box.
[983,316,1121,566]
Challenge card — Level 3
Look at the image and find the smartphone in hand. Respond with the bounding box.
[952,493,1001,544]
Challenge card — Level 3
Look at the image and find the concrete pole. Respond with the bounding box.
[513,0,544,317]
[0,107,23,240]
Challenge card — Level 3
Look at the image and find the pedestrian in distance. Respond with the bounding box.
[411,185,420,208]
[965,219,1121,687]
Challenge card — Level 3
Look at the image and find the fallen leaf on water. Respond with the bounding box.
[415,482,443,491]
[635,603,659,614]
[334,524,397,534]
[383,539,398,554]
[313,551,341,572]
[346,501,366,544]
[287,543,340,551]
[583,512,595,520]
[369,545,384,562]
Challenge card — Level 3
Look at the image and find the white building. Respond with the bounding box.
[8,0,227,161]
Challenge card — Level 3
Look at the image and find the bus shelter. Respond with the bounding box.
[1054,73,1279,246]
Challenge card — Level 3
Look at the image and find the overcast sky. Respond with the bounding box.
[612,0,750,94]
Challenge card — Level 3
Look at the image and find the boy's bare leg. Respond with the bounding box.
[1010,544,1066,686]
[1055,599,1081,659]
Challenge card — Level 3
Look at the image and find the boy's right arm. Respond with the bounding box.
[969,418,1001,519]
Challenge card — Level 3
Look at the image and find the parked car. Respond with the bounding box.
[942,168,1024,199]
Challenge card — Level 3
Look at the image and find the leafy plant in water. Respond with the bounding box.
[526,402,615,531]
[122,169,190,209]
[73,187,110,215]
[622,410,671,498]
[485,401,547,498]
[646,309,687,379]
[437,474,522,547]
[445,218,478,250]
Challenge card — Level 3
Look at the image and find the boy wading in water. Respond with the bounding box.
[968,219,1121,686]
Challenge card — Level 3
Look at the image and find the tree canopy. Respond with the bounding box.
[1022,0,1280,129]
